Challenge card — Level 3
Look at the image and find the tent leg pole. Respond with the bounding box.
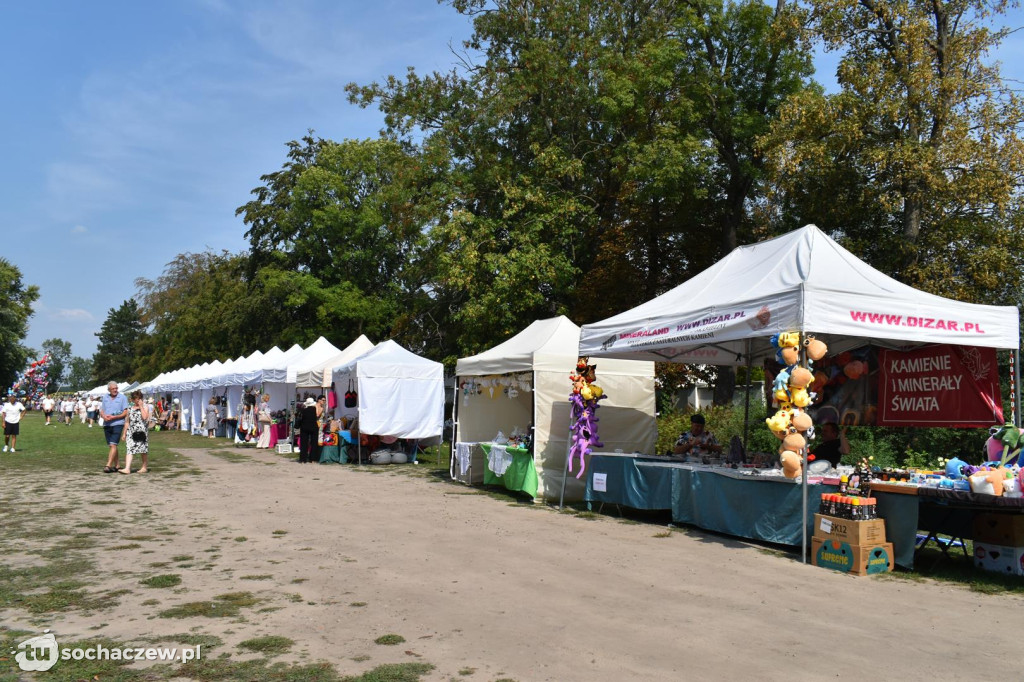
[558,430,572,510]
[1014,348,1021,429]
[802,448,808,564]
[742,338,752,457]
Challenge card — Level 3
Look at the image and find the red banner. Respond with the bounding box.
[878,345,1003,427]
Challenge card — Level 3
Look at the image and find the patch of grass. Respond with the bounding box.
[171,554,194,562]
[291,578,308,584]
[350,602,367,607]
[240,574,274,581]
[175,657,340,681]
[351,654,371,662]
[22,581,108,614]
[272,530,288,536]
[141,598,160,606]
[111,543,143,550]
[125,534,158,541]
[234,536,248,542]
[158,591,259,619]
[652,531,672,538]
[458,667,476,676]
[340,663,434,682]
[238,635,294,655]
[374,634,405,646]
[141,574,182,588]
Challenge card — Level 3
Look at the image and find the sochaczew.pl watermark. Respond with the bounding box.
[13,630,202,672]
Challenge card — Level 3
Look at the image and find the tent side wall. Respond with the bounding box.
[453,386,533,484]
[534,370,657,502]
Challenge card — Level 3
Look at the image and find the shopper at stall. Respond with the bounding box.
[256,394,273,448]
[297,397,323,463]
[811,422,849,468]
[205,397,220,439]
[672,413,721,459]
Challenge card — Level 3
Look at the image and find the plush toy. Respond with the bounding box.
[790,411,813,433]
[788,386,811,408]
[803,335,828,362]
[777,347,800,367]
[781,432,806,453]
[780,450,802,479]
[771,332,801,367]
[766,409,793,439]
[969,469,1005,496]
[567,357,606,479]
[788,367,813,389]
[985,423,1023,467]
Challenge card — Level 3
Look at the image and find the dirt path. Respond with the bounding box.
[4,446,1020,681]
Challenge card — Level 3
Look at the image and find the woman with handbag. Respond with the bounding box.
[256,394,273,448]
[119,390,150,474]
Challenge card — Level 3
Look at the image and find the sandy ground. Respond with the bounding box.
[5,445,1024,681]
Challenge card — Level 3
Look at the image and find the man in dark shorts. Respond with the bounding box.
[41,394,55,425]
[2,395,26,453]
[100,382,129,473]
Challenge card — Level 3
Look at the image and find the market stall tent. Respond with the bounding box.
[284,336,344,387]
[579,224,1021,559]
[580,224,1020,364]
[330,340,444,448]
[455,315,657,502]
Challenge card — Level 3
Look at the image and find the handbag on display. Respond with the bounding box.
[327,386,337,410]
[344,379,357,408]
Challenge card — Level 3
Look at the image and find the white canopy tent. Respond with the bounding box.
[579,224,1022,559]
[454,316,657,501]
[331,340,444,462]
[295,335,375,388]
[580,224,1020,364]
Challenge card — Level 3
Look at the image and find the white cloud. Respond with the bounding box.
[51,309,95,321]
[71,225,88,234]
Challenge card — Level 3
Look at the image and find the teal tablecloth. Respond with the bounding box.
[319,443,349,464]
[479,443,539,498]
[585,454,836,546]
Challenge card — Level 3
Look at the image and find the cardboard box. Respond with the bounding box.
[972,514,1024,547]
[813,514,887,545]
[275,443,293,454]
[811,538,894,576]
[973,542,1024,576]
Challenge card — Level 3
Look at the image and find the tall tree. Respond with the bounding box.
[0,258,40,390]
[41,338,72,392]
[134,251,256,379]
[65,356,94,391]
[91,299,146,383]
[766,0,1024,303]
[237,135,428,350]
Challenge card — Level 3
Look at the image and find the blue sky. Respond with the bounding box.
[2,1,1022,363]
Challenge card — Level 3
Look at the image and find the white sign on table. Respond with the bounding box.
[593,473,607,492]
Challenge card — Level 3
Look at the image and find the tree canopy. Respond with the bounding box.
[0,258,39,391]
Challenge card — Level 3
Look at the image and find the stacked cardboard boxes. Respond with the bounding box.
[973,513,1024,576]
[811,513,894,576]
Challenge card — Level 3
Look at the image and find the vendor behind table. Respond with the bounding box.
[672,413,721,460]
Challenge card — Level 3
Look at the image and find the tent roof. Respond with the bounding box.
[580,224,1020,365]
[458,315,654,375]
[286,337,344,384]
[334,340,442,380]
[295,335,375,388]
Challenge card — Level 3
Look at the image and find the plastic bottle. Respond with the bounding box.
[851,497,861,521]
[839,474,849,494]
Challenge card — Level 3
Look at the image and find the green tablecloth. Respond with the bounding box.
[479,443,539,498]
[585,454,836,546]
[319,443,349,464]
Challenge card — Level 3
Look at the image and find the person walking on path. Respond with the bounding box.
[2,395,26,452]
[41,394,55,426]
[100,382,129,473]
[119,390,150,474]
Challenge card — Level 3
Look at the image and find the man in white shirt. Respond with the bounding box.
[41,395,55,426]
[2,395,26,452]
[63,398,74,426]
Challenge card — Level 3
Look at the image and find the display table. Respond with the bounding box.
[871,484,1024,570]
[479,443,539,498]
[585,453,836,546]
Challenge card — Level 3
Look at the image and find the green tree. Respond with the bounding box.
[91,299,146,384]
[41,338,72,392]
[766,0,1024,303]
[0,258,40,390]
[65,356,94,391]
[134,251,255,379]
[237,134,428,349]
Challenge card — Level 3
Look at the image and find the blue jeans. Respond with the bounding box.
[104,424,124,445]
